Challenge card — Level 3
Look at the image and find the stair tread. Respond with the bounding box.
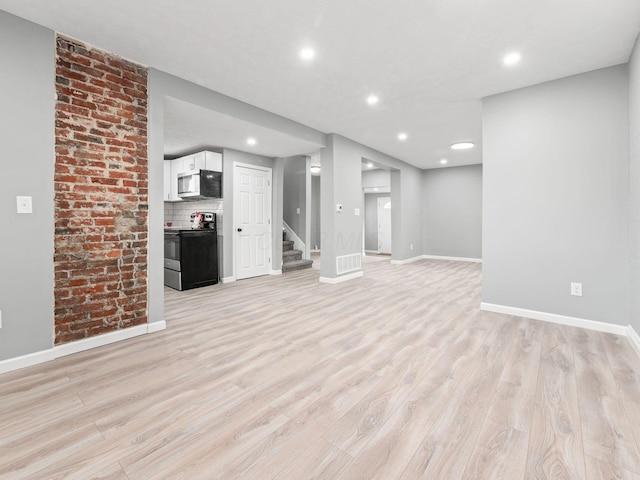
[282,258,314,272]
[283,249,303,256]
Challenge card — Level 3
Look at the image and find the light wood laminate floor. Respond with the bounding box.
[2,256,640,479]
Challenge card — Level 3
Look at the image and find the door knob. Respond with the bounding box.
[237,228,242,232]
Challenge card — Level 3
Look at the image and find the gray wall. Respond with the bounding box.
[422,165,482,259]
[320,134,423,278]
[0,12,55,361]
[362,169,391,189]
[629,32,640,334]
[483,65,630,326]
[310,175,321,250]
[283,155,307,242]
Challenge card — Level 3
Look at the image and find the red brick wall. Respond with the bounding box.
[54,36,149,344]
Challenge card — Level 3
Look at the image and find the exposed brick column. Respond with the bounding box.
[54,36,149,344]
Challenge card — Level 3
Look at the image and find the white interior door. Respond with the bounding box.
[377,197,391,254]
[234,164,272,280]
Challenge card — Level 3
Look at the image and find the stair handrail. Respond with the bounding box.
[282,221,307,259]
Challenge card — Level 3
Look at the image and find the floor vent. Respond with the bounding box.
[336,253,362,275]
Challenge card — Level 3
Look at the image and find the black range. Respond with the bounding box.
[164,224,218,291]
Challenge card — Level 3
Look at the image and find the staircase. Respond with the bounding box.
[282,233,313,273]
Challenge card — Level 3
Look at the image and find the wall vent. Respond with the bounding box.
[336,253,362,275]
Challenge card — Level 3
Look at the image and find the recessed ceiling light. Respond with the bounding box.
[374,188,379,191]
[247,137,257,146]
[366,162,374,168]
[366,95,379,106]
[440,159,448,165]
[450,142,474,150]
[503,52,521,66]
[300,47,315,60]
[397,132,408,141]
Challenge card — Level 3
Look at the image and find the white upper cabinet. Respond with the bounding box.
[164,151,223,202]
[163,161,172,201]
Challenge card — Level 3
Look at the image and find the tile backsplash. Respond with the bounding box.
[164,199,224,232]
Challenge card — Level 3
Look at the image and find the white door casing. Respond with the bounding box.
[377,196,391,254]
[233,163,272,280]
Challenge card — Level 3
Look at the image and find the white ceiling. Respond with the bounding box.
[164,97,325,158]
[1,0,639,169]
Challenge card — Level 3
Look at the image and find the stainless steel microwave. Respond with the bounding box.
[177,169,222,200]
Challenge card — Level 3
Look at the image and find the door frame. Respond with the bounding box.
[233,162,273,280]
[377,196,391,254]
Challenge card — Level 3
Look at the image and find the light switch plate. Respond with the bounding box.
[17,196,33,214]
[354,208,360,216]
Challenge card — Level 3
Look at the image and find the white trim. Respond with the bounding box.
[283,220,305,257]
[422,255,482,263]
[364,250,378,255]
[221,276,236,284]
[147,320,167,334]
[270,269,282,276]
[627,325,640,358]
[311,249,320,253]
[390,255,423,265]
[54,324,151,358]
[480,302,627,336]
[0,349,55,375]
[319,271,363,284]
[0,321,166,374]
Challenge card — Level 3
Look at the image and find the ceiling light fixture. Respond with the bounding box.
[310,165,321,174]
[300,47,315,60]
[246,137,257,146]
[440,159,448,165]
[397,132,408,141]
[503,52,521,66]
[366,162,374,168]
[366,95,379,106]
[450,142,474,150]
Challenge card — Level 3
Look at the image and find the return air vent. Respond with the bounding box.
[336,253,362,275]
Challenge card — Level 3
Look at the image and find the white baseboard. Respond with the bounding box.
[390,255,423,265]
[55,323,152,358]
[319,271,363,284]
[221,276,236,284]
[270,269,282,276]
[0,321,167,374]
[480,302,627,336]
[423,255,482,263]
[147,320,167,334]
[0,349,56,375]
[628,325,640,358]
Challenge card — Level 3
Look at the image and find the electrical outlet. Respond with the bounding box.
[410,243,413,250]
[571,282,582,297]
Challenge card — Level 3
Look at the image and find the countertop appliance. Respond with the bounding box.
[164,214,219,290]
[190,211,216,229]
[178,169,222,200]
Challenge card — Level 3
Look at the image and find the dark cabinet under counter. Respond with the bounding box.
[164,228,218,291]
